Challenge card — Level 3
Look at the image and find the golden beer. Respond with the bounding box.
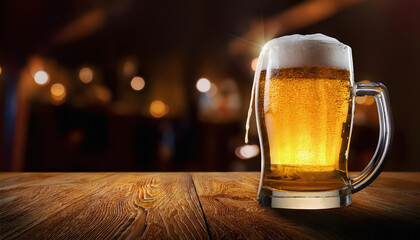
[257,66,353,192]
[251,34,392,209]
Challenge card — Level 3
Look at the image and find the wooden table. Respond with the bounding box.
[0,172,419,239]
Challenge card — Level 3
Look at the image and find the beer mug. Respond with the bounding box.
[247,34,393,209]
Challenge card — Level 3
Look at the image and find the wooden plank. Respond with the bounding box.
[191,172,314,239]
[192,172,420,240]
[0,172,209,239]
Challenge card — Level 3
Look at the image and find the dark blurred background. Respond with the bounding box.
[0,0,419,172]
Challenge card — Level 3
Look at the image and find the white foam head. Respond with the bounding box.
[245,34,353,143]
[258,33,352,71]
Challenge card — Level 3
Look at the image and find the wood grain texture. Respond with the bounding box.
[191,172,314,239]
[192,172,420,240]
[0,172,419,239]
[0,173,209,239]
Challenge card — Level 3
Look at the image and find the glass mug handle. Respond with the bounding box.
[351,82,393,193]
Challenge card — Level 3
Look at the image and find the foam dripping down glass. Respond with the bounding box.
[245,34,393,209]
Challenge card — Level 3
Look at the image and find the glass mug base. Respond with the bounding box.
[258,188,351,209]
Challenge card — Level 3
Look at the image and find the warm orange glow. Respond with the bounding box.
[150,100,169,118]
[50,83,66,102]
[123,60,136,77]
[356,80,375,105]
[356,96,375,105]
[356,96,366,105]
[91,85,112,103]
[130,76,145,91]
[79,67,93,83]
[34,70,49,85]
[30,60,45,77]
[196,78,211,92]
[251,58,259,71]
[0,65,2,75]
[365,97,375,105]
[229,0,360,56]
[208,83,218,96]
[53,9,105,45]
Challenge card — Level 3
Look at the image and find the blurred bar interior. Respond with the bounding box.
[0,0,419,172]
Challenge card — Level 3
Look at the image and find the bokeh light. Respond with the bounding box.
[34,70,49,85]
[0,65,2,75]
[356,96,375,105]
[196,78,211,92]
[123,59,136,77]
[235,144,260,159]
[50,83,66,102]
[90,85,112,103]
[208,83,218,96]
[251,58,259,71]
[150,100,169,118]
[130,76,145,91]
[356,80,375,105]
[79,67,93,83]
